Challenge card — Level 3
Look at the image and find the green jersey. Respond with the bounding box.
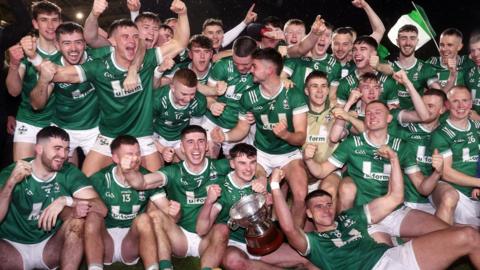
[78,48,163,138]
[388,115,435,203]
[205,57,255,129]
[215,172,255,243]
[304,206,389,270]
[52,47,112,130]
[430,119,480,196]
[340,60,356,79]
[91,164,165,228]
[465,65,480,114]
[239,83,309,155]
[336,71,399,107]
[391,59,438,109]
[426,55,475,87]
[164,61,211,84]
[152,86,207,141]
[16,47,61,127]
[0,159,91,244]
[329,133,419,206]
[159,158,231,232]
[283,54,342,89]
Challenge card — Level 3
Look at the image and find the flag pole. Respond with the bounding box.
[411,1,440,52]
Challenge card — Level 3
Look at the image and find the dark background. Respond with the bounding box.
[1,0,479,60]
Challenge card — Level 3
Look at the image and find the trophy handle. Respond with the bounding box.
[228,219,239,230]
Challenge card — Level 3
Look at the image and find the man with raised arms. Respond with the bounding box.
[273,144,480,270]
[51,0,190,176]
[6,0,62,161]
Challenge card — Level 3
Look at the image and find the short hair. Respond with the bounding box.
[353,35,378,49]
[305,70,328,85]
[366,100,389,111]
[359,72,379,83]
[230,143,257,159]
[173,68,197,88]
[424,88,447,103]
[398,24,418,35]
[441,28,463,40]
[324,21,334,32]
[233,36,258,57]
[333,27,354,37]
[469,31,480,45]
[188,34,213,50]
[159,24,174,35]
[164,17,177,25]
[305,189,333,204]
[36,126,69,144]
[55,22,84,40]
[110,135,139,153]
[252,48,283,75]
[108,19,137,38]
[203,18,224,31]
[134,12,160,25]
[447,85,471,100]
[31,0,61,19]
[180,125,207,140]
[262,16,283,29]
[283,19,305,31]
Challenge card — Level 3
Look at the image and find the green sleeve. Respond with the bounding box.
[192,92,208,117]
[283,58,298,76]
[209,59,228,82]
[213,159,232,175]
[398,143,420,174]
[79,59,101,82]
[64,165,92,196]
[430,130,451,157]
[336,79,350,104]
[87,46,113,59]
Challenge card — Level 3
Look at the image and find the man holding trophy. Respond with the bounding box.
[196,143,317,269]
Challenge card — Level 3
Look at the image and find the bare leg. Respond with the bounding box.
[198,224,229,268]
[370,232,393,246]
[412,226,480,269]
[84,212,113,265]
[337,176,356,213]
[122,213,158,267]
[82,151,112,177]
[142,152,163,172]
[149,210,188,259]
[431,182,459,225]
[13,142,35,161]
[43,218,85,270]
[319,173,341,205]
[399,209,449,237]
[222,246,282,270]
[0,239,23,270]
[283,159,308,228]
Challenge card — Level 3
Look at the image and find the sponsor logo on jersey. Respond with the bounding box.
[58,83,72,88]
[253,106,263,111]
[354,150,367,155]
[283,99,290,109]
[103,72,115,79]
[308,135,326,143]
[417,156,432,164]
[398,90,410,97]
[105,191,115,199]
[111,212,138,220]
[113,84,144,98]
[363,172,390,181]
[473,99,480,106]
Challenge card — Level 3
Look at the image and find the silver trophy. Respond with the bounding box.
[228,193,284,256]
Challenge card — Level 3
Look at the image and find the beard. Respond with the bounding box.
[41,154,65,172]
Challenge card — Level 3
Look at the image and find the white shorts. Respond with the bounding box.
[257,148,303,176]
[227,239,261,260]
[189,116,203,126]
[106,227,139,265]
[452,191,480,227]
[368,206,411,236]
[403,202,436,215]
[90,134,157,157]
[200,116,252,156]
[180,227,202,258]
[13,120,44,144]
[3,235,55,270]
[372,241,420,270]
[153,133,181,149]
[64,127,99,157]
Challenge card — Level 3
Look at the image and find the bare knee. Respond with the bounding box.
[456,227,480,249]
[223,247,249,270]
[133,213,153,234]
[85,212,103,235]
[438,189,459,209]
[148,210,167,225]
[212,224,229,243]
[65,218,85,240]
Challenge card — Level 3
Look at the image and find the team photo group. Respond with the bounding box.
[1,0,480,269]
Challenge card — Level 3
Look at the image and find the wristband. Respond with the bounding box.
[270,182,280,190]
[28,54,42,67]
[64,196,74,207]
[154,66,164,79]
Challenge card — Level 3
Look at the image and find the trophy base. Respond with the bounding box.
[246,225,284,256]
